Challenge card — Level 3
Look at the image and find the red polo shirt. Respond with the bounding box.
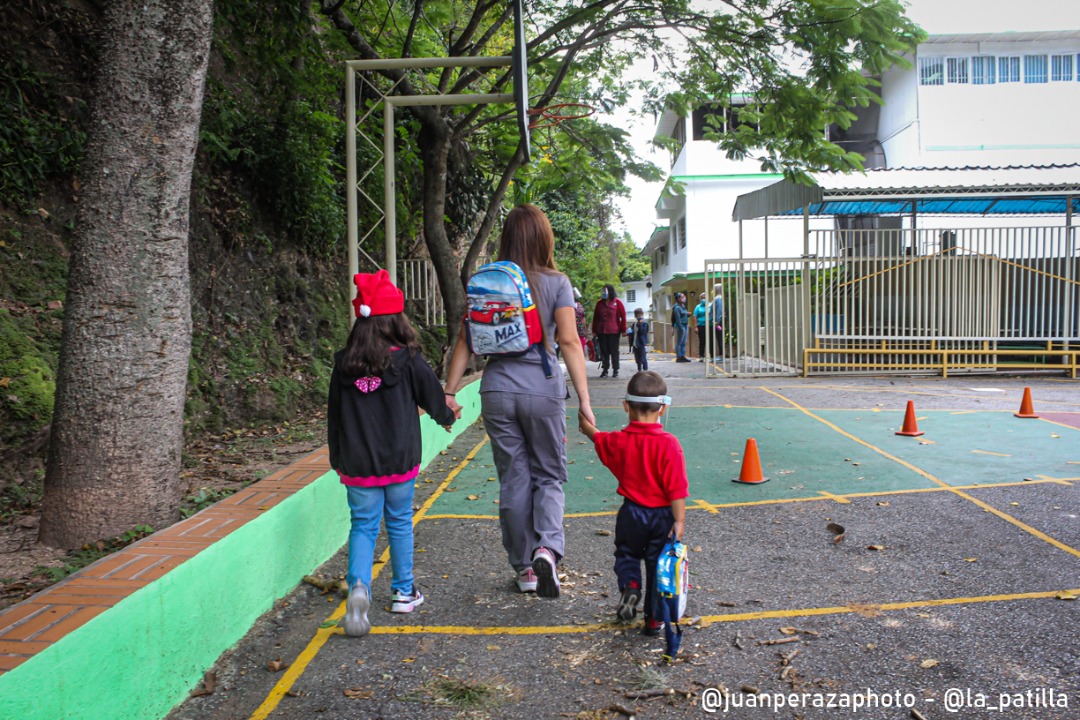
[593,421,689,508]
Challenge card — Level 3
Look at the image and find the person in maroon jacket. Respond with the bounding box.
[592,283,627,378]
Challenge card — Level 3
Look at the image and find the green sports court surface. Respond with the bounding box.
[426,405,1080,518]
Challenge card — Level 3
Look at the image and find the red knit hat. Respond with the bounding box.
[352,269,404,318]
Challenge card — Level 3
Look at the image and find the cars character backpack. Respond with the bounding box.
[656,540,689,620]
[654,540,690,662]
[466,261,552,376]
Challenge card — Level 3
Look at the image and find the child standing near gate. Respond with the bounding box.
[578,371,687,636]
[631,307,649,372]
[328,269,457,636]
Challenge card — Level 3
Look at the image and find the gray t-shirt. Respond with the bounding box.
[480,269,574,398]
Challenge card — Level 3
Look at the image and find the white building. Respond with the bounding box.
[645,29,1080,370]
[620,277,652,319]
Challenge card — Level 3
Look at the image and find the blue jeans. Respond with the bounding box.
[675,326,688,358]
[346,481,415,594]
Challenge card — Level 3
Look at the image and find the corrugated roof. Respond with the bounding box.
[923,30,1080,45]
[732,164,1080,220]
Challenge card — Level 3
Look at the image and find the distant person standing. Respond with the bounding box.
[573,288,589,355]
[631,307,649,372]
[693,295,708,362]
[672,293,690,363]
[593,284,626,378]
[711,283,724,362]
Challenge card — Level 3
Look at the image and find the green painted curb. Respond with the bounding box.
[0,381,481,720]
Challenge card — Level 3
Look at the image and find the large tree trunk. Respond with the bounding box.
[419,123,468,366]
[39,0,214,548]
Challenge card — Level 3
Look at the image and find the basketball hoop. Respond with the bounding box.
[527,102,596,130]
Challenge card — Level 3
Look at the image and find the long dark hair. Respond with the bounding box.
[498,204,557,348]
[339,312,420,377]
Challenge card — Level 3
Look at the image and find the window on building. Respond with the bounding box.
[946,57,969,84]
[678,218,687,249]
[1051,54,1074,81]
[919,57,943,85]
[972,56,996,85]
[626,289,636,303]
[1024,54,1048,83]
[998,56,1021,83]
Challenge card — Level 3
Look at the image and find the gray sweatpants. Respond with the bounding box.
[481,391,567,572]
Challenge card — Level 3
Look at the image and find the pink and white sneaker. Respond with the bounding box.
[516,568,538,593]
[531,547,560,599]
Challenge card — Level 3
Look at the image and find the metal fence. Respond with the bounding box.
[705,225,1080,377]
[399,258,445,327]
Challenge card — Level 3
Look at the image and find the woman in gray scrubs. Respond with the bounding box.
[444,204,594,599]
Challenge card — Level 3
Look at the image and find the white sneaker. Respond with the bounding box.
[343,583,371,637]
[516,568,538,593]
[391,586,425,613]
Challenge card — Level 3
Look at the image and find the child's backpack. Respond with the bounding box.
[466,261,552,377]
[654,540,689,663]
[656,540,689,620]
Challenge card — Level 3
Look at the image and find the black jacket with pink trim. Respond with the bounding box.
[327,347,455,482]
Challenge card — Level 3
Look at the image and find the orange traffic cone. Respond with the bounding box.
[896,400,924,437]
[1014,386,1039,418]
[732,438,769,484]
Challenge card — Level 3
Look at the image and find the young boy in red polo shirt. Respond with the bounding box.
[578,371,688,635]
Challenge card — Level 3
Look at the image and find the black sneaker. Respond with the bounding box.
[642,618,663,637]
[599,370,608,378]
[617,585,641,622]
[612,371,618,378]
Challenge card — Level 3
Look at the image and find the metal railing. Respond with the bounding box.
[399,258,445,327]
[705,225,1080,377]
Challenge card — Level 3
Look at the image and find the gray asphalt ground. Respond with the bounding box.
[168,349,1080,720]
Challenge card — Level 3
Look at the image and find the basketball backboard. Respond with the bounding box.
[511,0,530,161]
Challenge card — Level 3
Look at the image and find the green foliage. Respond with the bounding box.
[617,237,650,282]
[0,55,86,209]
[0,310,57,449]
[197,0,356,255]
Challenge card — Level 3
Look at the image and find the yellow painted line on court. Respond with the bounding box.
[818,491,851,504]
[1039,416,1080,432]
[1033,475,1076,484]
[424,477,1074,521]
[694,588,1080,627]
[306,588,1080,637]
[971,449,1011,457]
[249,436,489,720]
[767,383,1080,408]
[762,387,1080,561]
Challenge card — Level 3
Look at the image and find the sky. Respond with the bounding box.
[600,0,1072,248]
